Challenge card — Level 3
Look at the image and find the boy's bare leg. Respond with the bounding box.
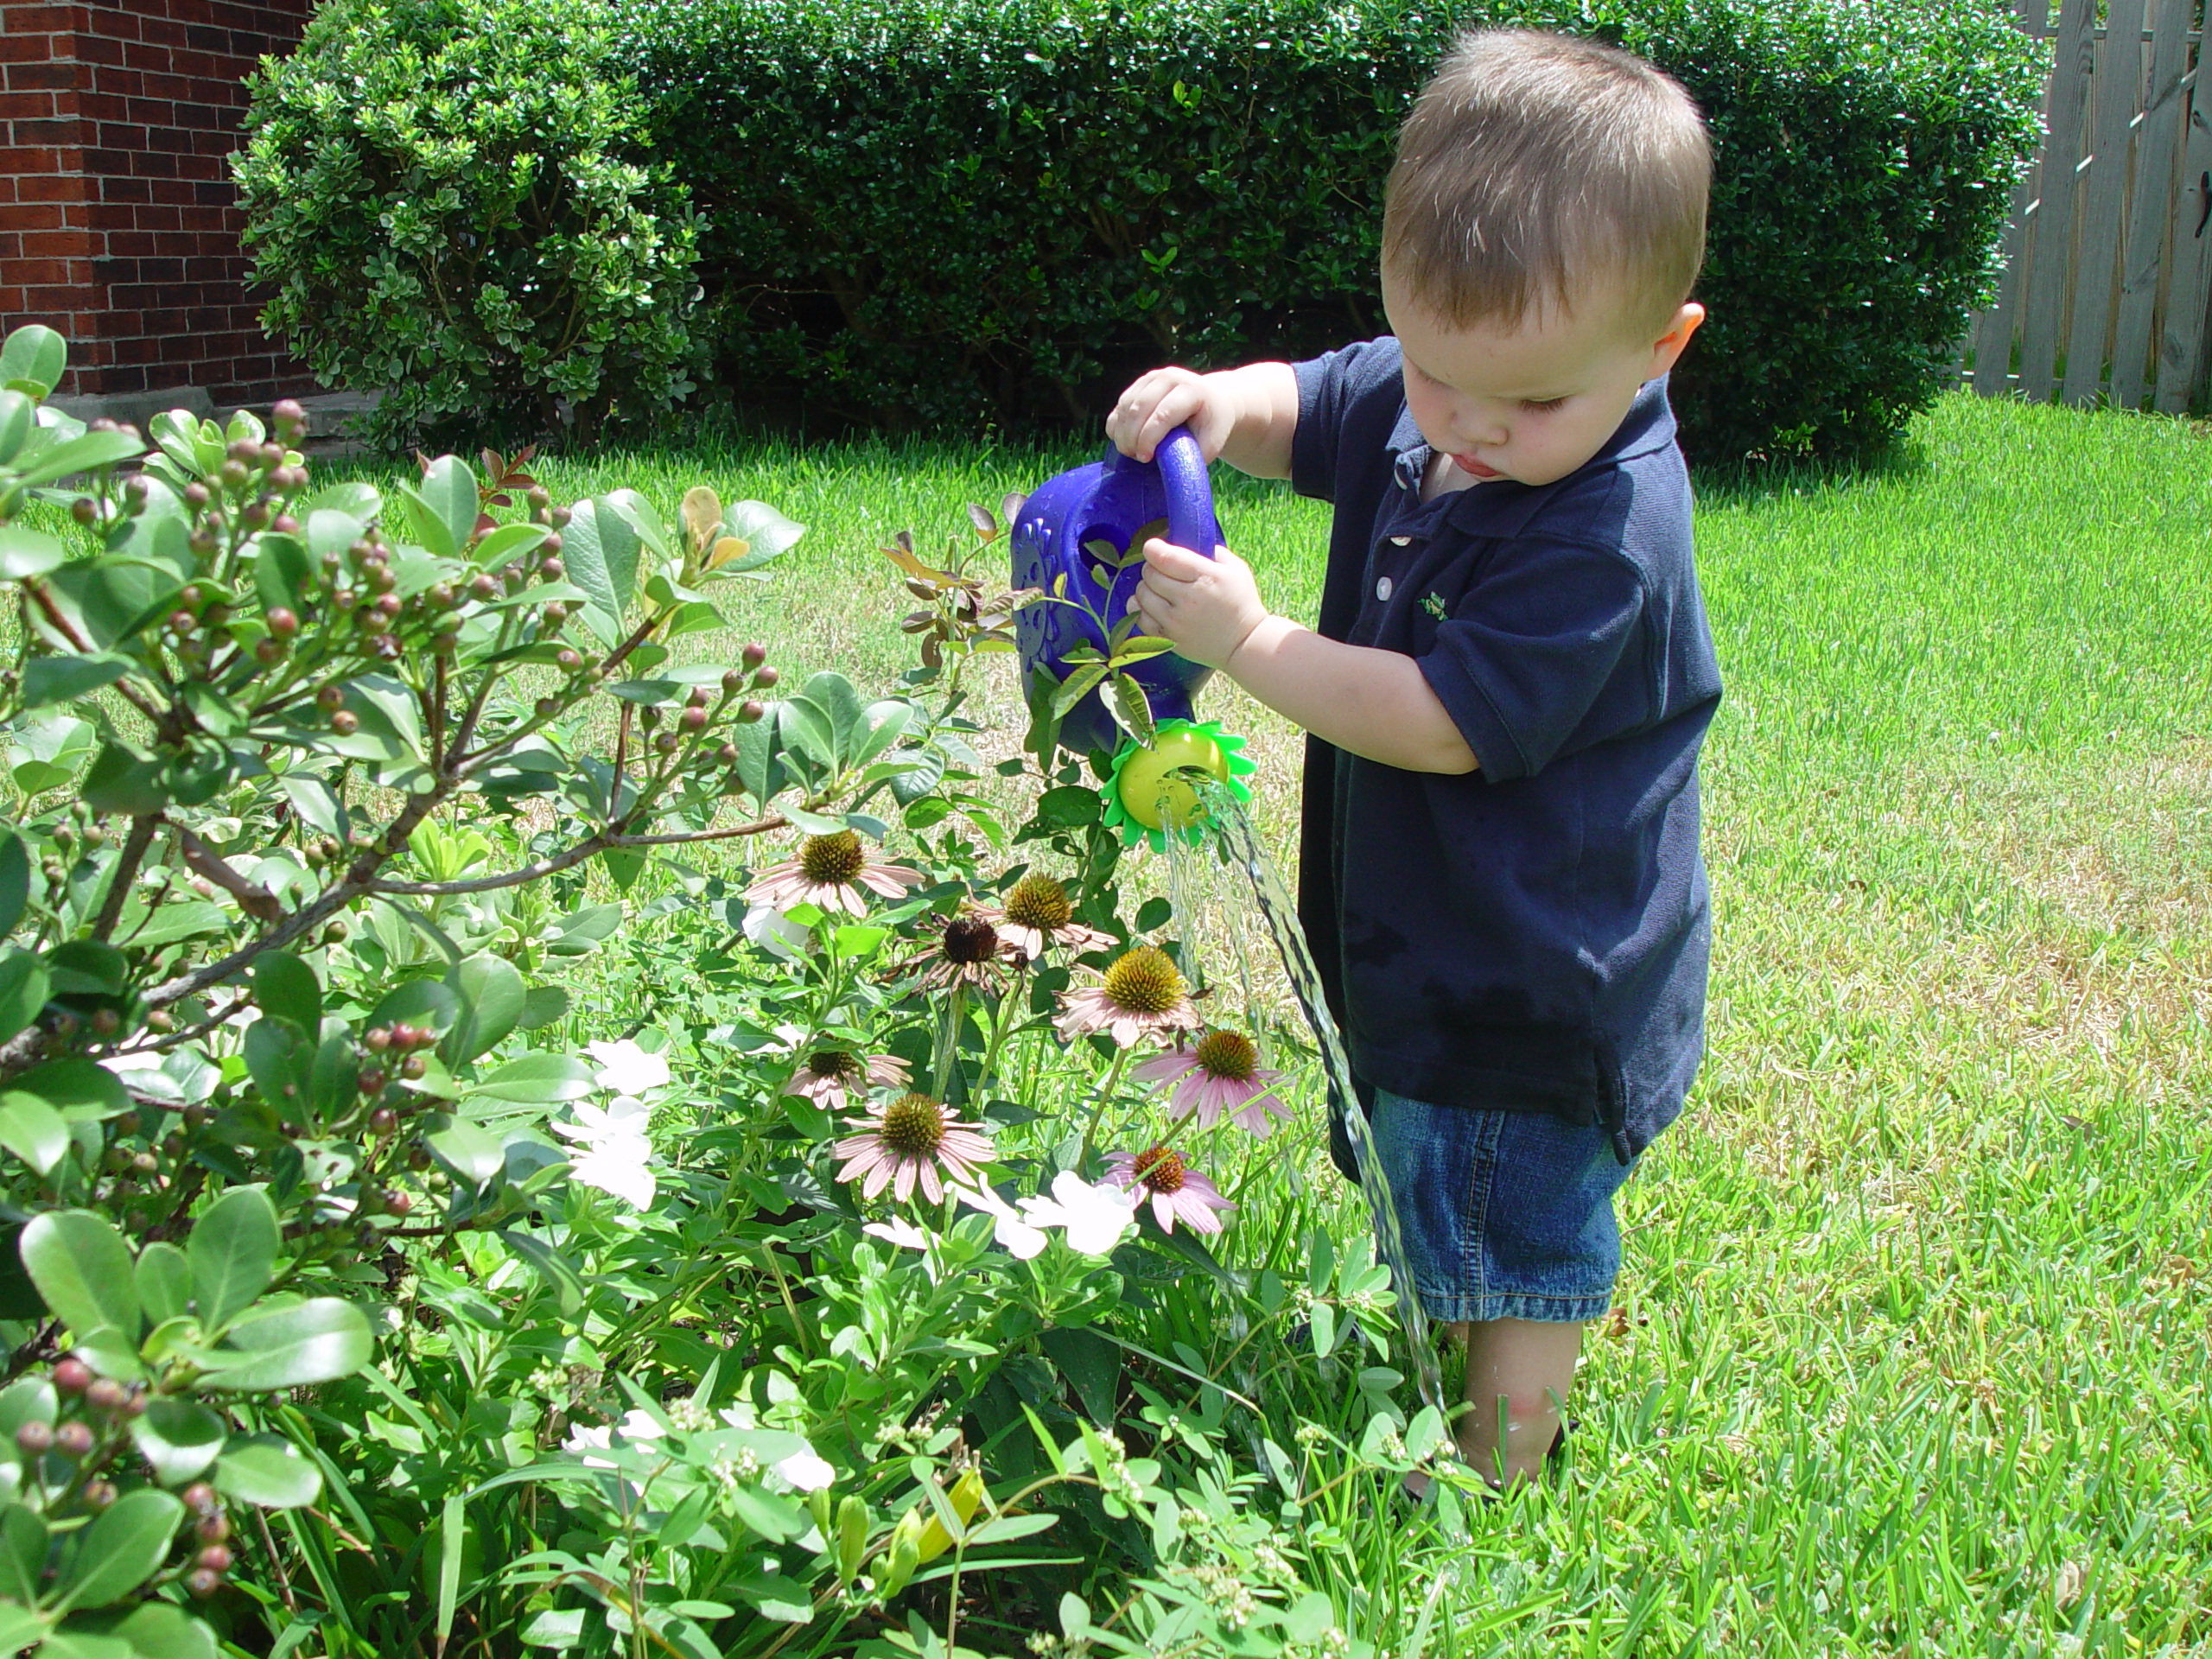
[1446,1318,1586,1487]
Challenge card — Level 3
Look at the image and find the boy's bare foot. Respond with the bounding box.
[1397,1420,1569,1504]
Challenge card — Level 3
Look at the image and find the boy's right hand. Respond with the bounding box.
[1106,360,1300,481]
[1107,366,1237,464]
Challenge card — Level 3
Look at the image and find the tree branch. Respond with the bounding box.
[366,813,787,896]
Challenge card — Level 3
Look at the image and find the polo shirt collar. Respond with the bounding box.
[1384,375,1681,524]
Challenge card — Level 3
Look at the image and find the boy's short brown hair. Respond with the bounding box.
[1382,29,1710,335]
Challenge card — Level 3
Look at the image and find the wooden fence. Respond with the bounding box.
[1963,0,2212,411]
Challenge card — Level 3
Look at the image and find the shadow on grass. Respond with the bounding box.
[1688,428,1933,508]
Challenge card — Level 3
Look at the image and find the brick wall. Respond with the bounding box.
[0,0,315,405]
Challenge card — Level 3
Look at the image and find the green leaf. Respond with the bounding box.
[0,322,66,397]
[253,532,314,615]
[426,1119,504,1189]
[72,1601,219,1659]
[0,1502,50,1603]
[241,1016,313,1117]
[22,652,133,709]
[135,1242,192,1326]
[0,1377,58,1445]
[20,1210,138,1342]
[15,429,146,489]
[0,523,67,582]
[0,1090,70,1178]
[445,953,524,1065]
[80,741,171,817]
[188,1186,282,1331]
[0,390,29,467]
[200,1297,372,1390]
[252,950,321,1036]
[776,695,837,771]
[53,1488,183,1611]
[1039,1325,1120,1423]
[1109,672,1156,747]
[0,830,28,936]
[12,1058,129,1119]
[369,977,461,1039]
[518,984,569,1029]
[498,1230,588,1316]
[0,951,36,1048]
[543,902,623,957]
[560,495,640,646]
[278,772,347,841]
[213,1434,321,1508]
[397,457,476,561]
[716,499,806,571]
[468,1052,596,1104]
[435,1492,465,1649]
[472,521,548,570]
[0,1604,45,1655]
[130,1398,227,1485]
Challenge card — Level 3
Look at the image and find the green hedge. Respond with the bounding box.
[241,0,2044,460]
[237,0,703,449]
[613,0,2042,460]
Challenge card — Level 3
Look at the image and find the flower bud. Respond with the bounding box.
[197,1544,233,1574]
[542,601,567,626]
[259,442,285,468]
[70,497,97,525]
[550,505,571,528]
[384,1189,412,1217]
[184,481,210,507]
[737,699,765,723]
[556,648,580,670]
[526,486,550,509]
[219,459,250,490]
[266,607,298,638]
[273,512,301,533]
[182,1482,219,1516]
[751,666,779,690]
[226,438,257,463]
[368,1106,398,1135]
[53,1357,92,1395]
[14,1421,51,1455]
[741,641,767,670]
[168,609,196,636]
[374,592,402,618]
[195,1512,230,1544]
[82,1478,118,1511]
[426,582,454,609]
[272,397,307,432]
[715,742,737,764]
[332,588,356,610]
[316,684,344,713]
[535,696,559,718]
[239,499,270,530]
[652,731,678,754]
[321,919,347,944]
[330,709,359,736]
[469,572,499,600]
[186,1568,222,1599]
[367,563,396,594]
[681,706,708,732]
[400,1055,426,1080]
[358,1067,387,1096]
[539,556,563,582]
[84,1378,126,1414]
[54,1421,93,1457]
[721,669,744,695]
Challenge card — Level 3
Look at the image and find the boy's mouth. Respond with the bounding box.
[1451,454,1503,480]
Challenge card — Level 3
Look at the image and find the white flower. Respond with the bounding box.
[584,1039,671,1095]
[773,1447,836,1491]
[862,1216,931,1252]
[744,902,812,961]
[950,1182,1050,1260]
[1019,1172,1138,1256]
[563,1408,663,1468]
[552,1094,657,1209]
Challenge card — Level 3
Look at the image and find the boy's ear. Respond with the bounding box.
[1649,303,1706,376]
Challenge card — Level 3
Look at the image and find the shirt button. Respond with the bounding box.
[1375,576,1394,601]
[1389,535,1412,546]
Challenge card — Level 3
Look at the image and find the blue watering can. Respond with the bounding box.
[1011,426,1221,755]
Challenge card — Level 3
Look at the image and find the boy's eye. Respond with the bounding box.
[1521,397,1568,414]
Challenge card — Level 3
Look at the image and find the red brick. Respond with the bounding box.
[3,201,65,230]
[4,59,73,93]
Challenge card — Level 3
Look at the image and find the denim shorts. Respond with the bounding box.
[1368,1090,1636,1325]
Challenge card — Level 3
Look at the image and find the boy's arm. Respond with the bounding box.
[1135,539,1478,774]
[1107,362,1300,480]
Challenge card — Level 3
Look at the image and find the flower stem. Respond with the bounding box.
[933,983,969,1105]
[1074,1046,1131,1174]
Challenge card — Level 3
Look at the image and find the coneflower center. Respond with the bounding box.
[798,830,866,886]
[805,1049,860,1081]
[879,1093,947,1157]
[1192,1028,1258,1083]
[1102,945,1186,1014]
[1004,873,1073,931]
[941,914,1001,963]
[1131,1146,1186,1193]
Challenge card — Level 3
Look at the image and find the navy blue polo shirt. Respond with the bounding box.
[1290,337,1721,1163]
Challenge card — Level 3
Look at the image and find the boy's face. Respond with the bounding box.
[1382,270,1705,488]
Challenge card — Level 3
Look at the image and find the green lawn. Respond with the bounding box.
[351,392,2212,1651]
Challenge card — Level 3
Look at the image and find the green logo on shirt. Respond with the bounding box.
[1421,591,1448,620]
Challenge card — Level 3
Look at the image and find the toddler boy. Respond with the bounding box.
[1105,29,1721,1487]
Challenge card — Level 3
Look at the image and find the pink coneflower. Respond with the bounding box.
[1135,1028,1291,1137]
[784,1047,909,1113]
[747,830,921,917]
[1104,1147,1233,1236]
[977,873,1114,962]
[892,910,1018,994]
[831,1092,991,1203]
[1054,944,1200,1048]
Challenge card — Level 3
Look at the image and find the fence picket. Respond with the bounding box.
[2061,0,2149,403]
[2018,0,2100,397]
[2155,52,2212,410]
[2110,0,2193,409]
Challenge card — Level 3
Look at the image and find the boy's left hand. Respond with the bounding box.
[1132,537,1269,671]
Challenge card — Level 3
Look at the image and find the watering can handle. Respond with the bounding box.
[1154,426,1217,560]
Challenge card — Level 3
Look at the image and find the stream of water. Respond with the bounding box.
[1153,781,1446,1417]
